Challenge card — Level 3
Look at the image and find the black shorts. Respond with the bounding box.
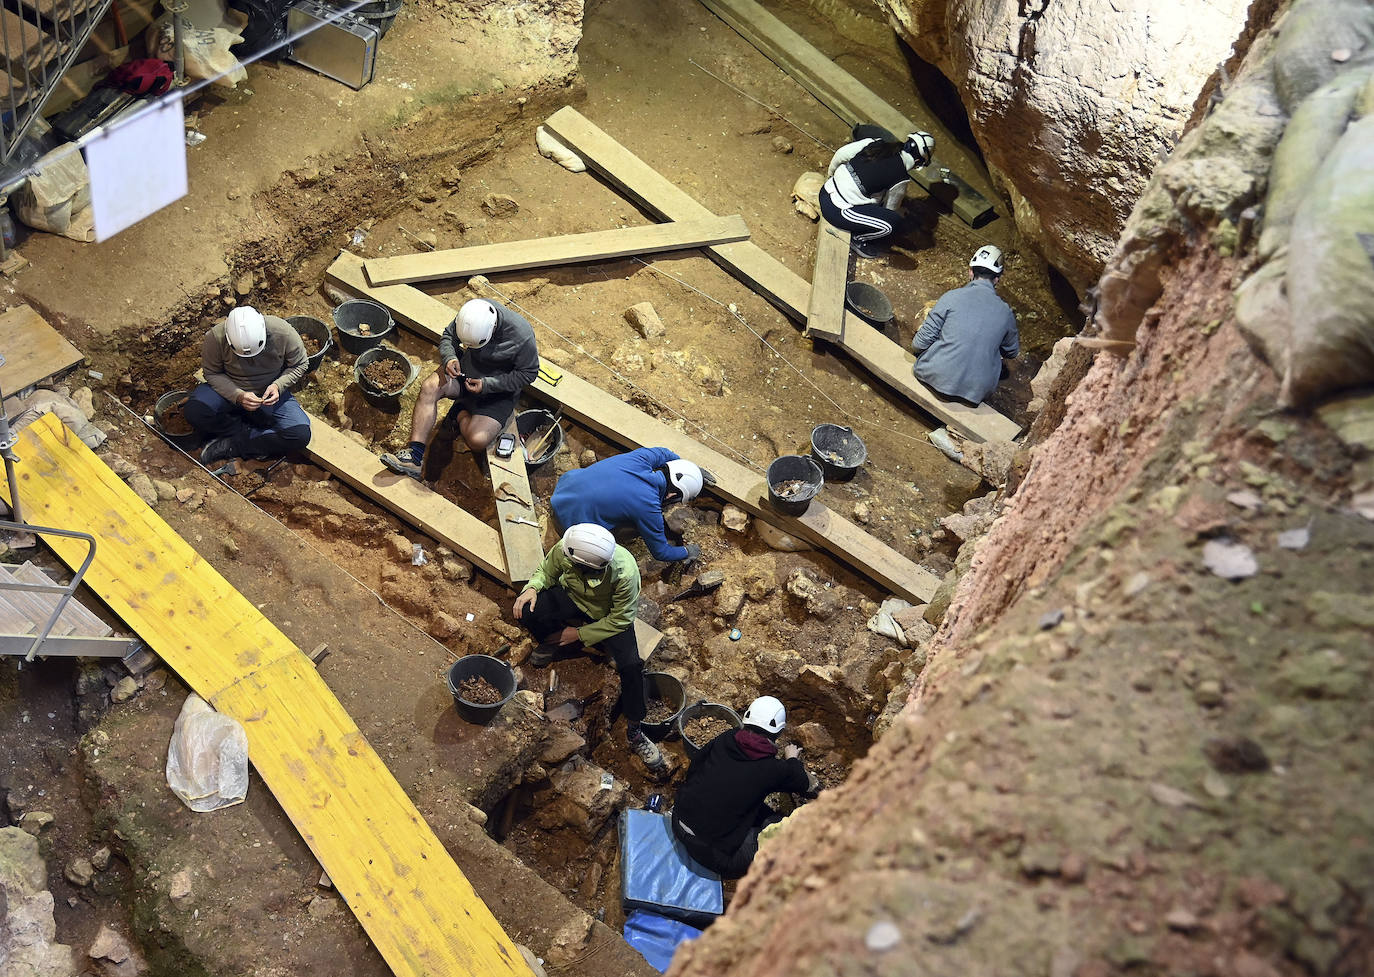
[435,375,518,424]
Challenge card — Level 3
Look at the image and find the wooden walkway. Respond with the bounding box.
[326,251,939,603]
[1,415,532,977]
[540,107,1020,444]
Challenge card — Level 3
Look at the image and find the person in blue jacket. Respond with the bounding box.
[551,448,705,564]
[912,245,1020,405]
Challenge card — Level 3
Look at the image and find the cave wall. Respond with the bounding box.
[877,0,1252,292]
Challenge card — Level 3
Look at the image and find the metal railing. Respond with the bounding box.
[1,0,116,164]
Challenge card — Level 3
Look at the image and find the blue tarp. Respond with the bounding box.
[623,910,705,973]
[619,809,724,926]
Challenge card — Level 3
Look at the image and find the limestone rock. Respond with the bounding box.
[168,869,193,906]
[90,846,112,872]
[64,856,94,887]
[530,763,629,840]
[481,193,519,218]
[89,922,147,976]
[785,569,842,620]
[791,171,824,221]
[623,301,665,339]
[0,832,76,977]
[882,0,1252,291]
[940,492,1000,542]
[544,913,594,968]
[72,387,95,418]
[771,135,793,154]
[539,725,586,765]
[127,474,158,507]
[720,505,749,532]
[110,677,138,703]
[151,479,177,502]
[385,534,412,562]
[19,811,53,836]
[429,611,462,641]
[853,501,871,524]
[755,519,811,552]
[106,454,137,478]
[959,440,1020,489]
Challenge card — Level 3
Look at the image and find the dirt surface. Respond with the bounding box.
[1,0,1087,974]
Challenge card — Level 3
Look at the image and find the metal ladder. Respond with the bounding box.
[0,353,142,662]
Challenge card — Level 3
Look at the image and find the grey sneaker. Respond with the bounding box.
[629,731,665,772]
[850,239,885,259]
[200,437,238,467]
[380,445,423,480]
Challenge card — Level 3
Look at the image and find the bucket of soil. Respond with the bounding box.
[354,346,417,409]
[515,409,564,467]
[153,390,202,450]
[677,701,742,760]
[333,298,394,355]
[640,672,686,741]
[286,315,333,372]
[844,281,893,328]
[765,455,823,516]
[809,424,867,482]
[446,654,517,724]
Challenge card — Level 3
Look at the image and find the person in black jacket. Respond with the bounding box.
[819,125,935,258]
[670,695,819,878]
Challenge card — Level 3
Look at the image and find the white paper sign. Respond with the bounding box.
[83,97,188,242]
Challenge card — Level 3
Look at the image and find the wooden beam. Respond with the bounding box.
[326,252,939,603]
[2,415,530,977]
[697,0,997,227]
[540,107,1020,444]
[364,215,751,286]
[805,223,849,343]
[487,416,544,584]
[0,304,84,395]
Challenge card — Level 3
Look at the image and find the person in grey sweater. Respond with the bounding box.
[911,245,1019,405]
[189,306,311,466]
[381,298,539,480]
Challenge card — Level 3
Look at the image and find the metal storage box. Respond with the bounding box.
[287,0,378,90]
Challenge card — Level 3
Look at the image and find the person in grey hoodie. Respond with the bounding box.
[191,306,311,466]
[380,298,539,480]
[911,245,1019,405]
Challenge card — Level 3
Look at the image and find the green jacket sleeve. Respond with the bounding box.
[577,553,640,647]
[526,547,558,593]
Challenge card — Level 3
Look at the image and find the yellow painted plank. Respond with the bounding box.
[541,107,1019,444]
[804,223,849,342]
[0,304,84,395]
[0,415,532,977]
[325,252,938,603]
[364,215,751,286]
[487,416,544,584]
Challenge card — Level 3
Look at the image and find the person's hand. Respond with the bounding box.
[783,744,802,760]
[445,359,463,379]
[557,626,581,646]
[464,376,485,395]
[513,588,537,618]
[261,383,281,406]
[237,391,264,411]
[683,543,702,563]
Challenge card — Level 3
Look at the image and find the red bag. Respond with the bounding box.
[109,59,174,96]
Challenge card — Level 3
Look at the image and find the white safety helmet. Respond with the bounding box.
[664,459,703,502]
[225,306,267,357]
[742,695,786,736]
[561,523,616,572]
[455,299,498,349]
[903,131,935,168]
[969,245,1004,276]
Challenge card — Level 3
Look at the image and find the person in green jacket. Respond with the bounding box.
[513,523,665,773]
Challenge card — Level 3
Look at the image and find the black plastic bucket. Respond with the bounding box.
[515,409,563,467]
[677,701,742,760]
[640,672,686,742]
[286,315,333,372]
[153,390,202,450]
[354,346,417,409]
[844,281,894,327]
[333,299,394,355]
[766,455,823,516]
[446,655,517,724]
[809,424,867,482]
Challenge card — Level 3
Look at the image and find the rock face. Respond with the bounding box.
[881,0,1251,291]
[0,826,77,977]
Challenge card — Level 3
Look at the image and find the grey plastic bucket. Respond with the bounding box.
[677,701,742,760]
[515,409,563,466]
[639,672,686,742]
[809,424,867,482]
[354,346,417,409]
[446,654,517,724]
[844,281,894,327]
[153,390,202,450]
[286,315,333,372]
[333,298,394,355]
[766,455,823,516]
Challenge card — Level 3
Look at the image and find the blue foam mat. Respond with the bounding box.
[623,910,705,973]
[619,809,724,926]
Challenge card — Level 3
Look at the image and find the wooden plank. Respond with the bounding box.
[804,222,849,342]
[0,304,84,394]
[541,107,1020,444]
[9,561,113,636]
[302,415,508,581]
[1,414,530,977]
[326,252,939,603]
[487,416,543,584]
[697,0,997,226]
[365,215,751,287]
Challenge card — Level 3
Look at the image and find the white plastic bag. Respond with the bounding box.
[166,694,249,812]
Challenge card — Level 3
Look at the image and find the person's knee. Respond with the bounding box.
[183,388,225,429]
[278,423,311,452]
[419,372,444,401]
[463,424,498,452]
